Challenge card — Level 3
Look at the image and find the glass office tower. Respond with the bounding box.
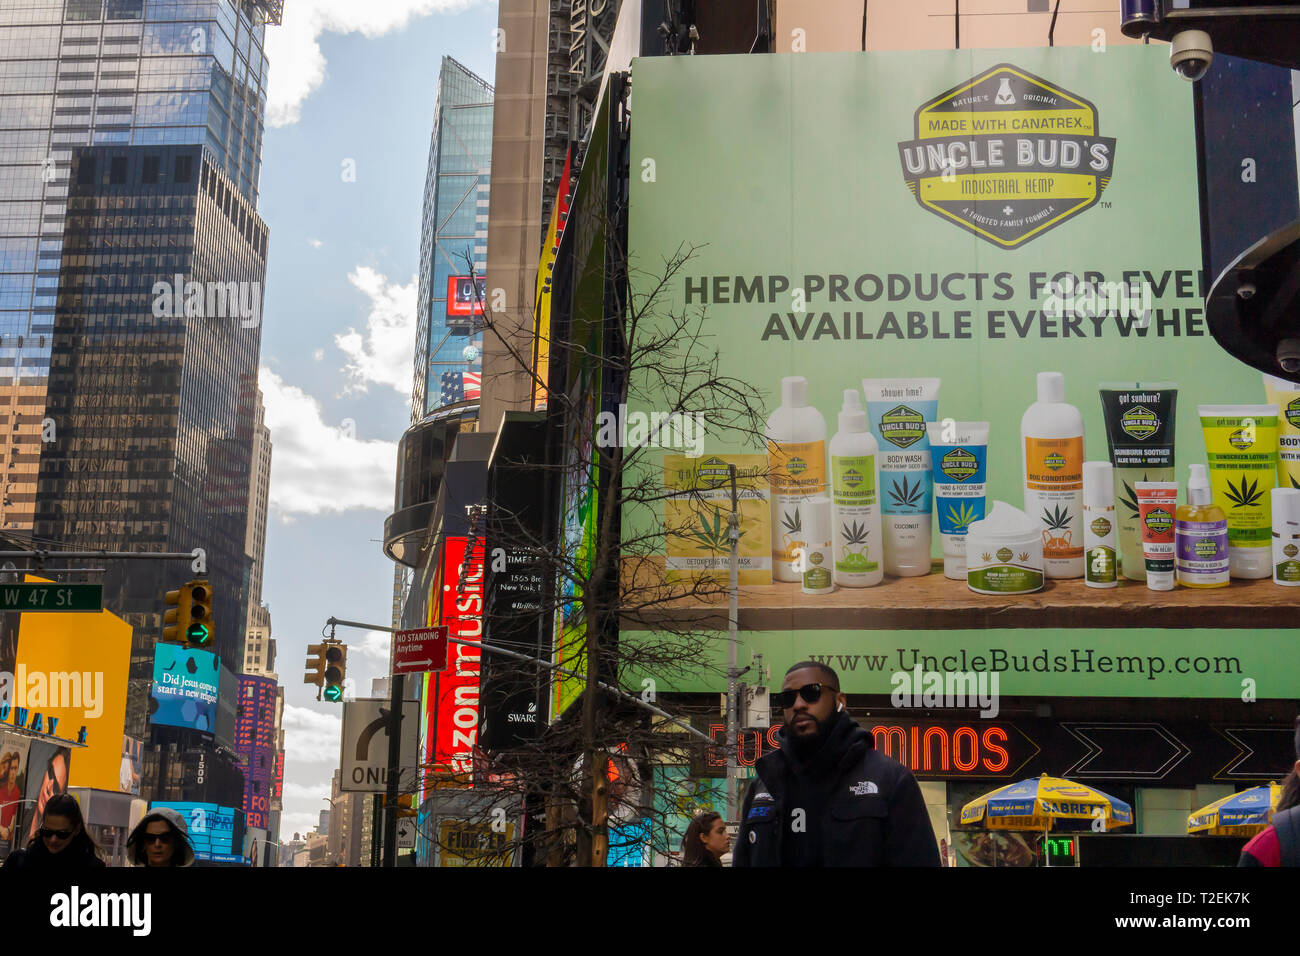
[35,143,267,739]
[0,0,276,532]
[410,56,493,419]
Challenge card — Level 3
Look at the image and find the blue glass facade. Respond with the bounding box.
[411,57,492,419]
[0,0,271,530]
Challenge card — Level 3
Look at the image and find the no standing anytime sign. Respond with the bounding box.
[393,626,448,675]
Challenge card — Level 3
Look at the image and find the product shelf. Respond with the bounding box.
[623,559,1298,631]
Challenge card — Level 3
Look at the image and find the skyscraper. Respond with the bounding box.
[36,142,267,743]
[410,56,493,420]
[0,0,278,532]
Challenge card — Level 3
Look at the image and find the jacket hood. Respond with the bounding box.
[127,808,195,866]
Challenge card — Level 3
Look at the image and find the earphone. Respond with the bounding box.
[837,702,843,712]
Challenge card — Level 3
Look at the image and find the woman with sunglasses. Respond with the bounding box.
[125,807,195,867]
[2,792,105,871]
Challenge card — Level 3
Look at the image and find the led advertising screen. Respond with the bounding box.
[445,275,486,332]
[152,801,244,864]
[149,645,220,732]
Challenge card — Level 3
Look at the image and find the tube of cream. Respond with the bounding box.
[1135,481,1178,591]
[1262,374,1300,491]
[1198,404,1279,579]
[1099,383,1177,582]
[863,378,941,577]
[926,420,989,580]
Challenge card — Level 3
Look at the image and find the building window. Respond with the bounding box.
[175,154,193,183]
[142,155,160,184]
[110,156,127,184]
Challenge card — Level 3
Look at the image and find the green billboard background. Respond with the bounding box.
[624,47,1295,697]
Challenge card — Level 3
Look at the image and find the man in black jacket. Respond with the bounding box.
[733,661,941,867]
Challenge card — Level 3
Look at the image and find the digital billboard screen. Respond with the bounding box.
[149,645,220,733]
[445,276,486,332]
[152,801,244,863]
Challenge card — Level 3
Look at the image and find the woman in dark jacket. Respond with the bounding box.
[2,792,105,871]
[681,810,728,867]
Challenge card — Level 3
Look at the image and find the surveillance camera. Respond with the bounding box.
[1278,339,1300,376]
[1170,30,1213,82]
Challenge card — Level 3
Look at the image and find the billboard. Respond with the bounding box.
[625,47,1299,697]
[234,675,277,829]
[152,801,244,863]
[445,276,486,331]
[22,740,72,845]
[0,585,132,791]
[429,536,484,783]
[0,732,30,857]
[150,645,220,732]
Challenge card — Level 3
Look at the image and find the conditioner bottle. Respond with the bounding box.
[1022,371,1085,579]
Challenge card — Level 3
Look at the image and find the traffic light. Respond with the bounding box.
[323,643,347,702]
[304,644,326,700]
[384,794,417,818]
[185,579,213,648]
[162,583,191,643]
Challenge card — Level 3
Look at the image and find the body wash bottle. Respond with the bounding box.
[766,376,827,582]
[1022,372,1085,579]
[830,390,883,587]
[1175,464,1228,588]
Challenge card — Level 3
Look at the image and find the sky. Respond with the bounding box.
[253,0,498,842]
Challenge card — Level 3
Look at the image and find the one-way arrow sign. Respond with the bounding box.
[340,697,420,793]
[393,626,448,675]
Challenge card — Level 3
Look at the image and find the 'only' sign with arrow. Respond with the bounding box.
[393,626,449,675]
[340,697,421,793]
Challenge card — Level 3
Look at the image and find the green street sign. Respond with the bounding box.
[0,583,103,613]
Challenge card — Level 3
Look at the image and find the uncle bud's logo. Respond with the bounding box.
[1090,516,1111,538]
[841,467,863,489]
[1144,508,1173,535]
[1044,452,1067,471]
[1121,405,1160,440]
[787,456,808,476]
[941,447,979,481]
[879,405,926,448]
[697,456,730,487]
[1196,538,1220,558]
[1287,397,1300,430]
[898,64,1117,248]
[996,547,1014,563]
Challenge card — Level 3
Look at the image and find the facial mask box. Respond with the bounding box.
[664,454,772,586]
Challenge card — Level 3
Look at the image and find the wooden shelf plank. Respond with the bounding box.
[623,560,1300,631]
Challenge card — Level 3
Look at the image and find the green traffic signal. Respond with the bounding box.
[323,684,343,702]
[186,621,211,647]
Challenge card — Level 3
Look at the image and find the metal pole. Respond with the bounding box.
[370,795,381,867]
[324,617,714,745]
[725,465,740,824]
[382,672,404,867]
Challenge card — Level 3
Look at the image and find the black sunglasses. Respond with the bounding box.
[144,832,174,845]
[40,827,74,840]
[777,683,838,708]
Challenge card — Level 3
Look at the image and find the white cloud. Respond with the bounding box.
[350,629,392,664]
[312,348,324,361]
[307,238,324,248]
[283,780,331,803]
[334,266,417,396]
[281,703,343,763]
[259,367,397,516]
[263,0,484,127]
[279,811,323,842]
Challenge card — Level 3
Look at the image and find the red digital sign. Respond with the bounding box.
[446,276,486,317]
[705,720,1036,778]
[431,536,485,783]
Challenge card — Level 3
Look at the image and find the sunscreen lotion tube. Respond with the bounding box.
[1135,481,1178,591]
[1197,404,1279,579]
[926,420,989,580]
[863,378,941,577]
[1099,383,1177,582]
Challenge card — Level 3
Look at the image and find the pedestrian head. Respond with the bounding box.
[779,661,846,742]
[682,810,727,866]
[127,808,195,867]
[1277,716,1300,813]
[34,792,99,862]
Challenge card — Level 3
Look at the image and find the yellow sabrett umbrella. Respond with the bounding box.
[960,774,1133,832]
[1187,783,1282,838]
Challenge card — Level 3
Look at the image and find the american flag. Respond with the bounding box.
[440,371,482,404]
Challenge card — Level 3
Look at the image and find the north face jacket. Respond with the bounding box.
[732,713,941,867]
